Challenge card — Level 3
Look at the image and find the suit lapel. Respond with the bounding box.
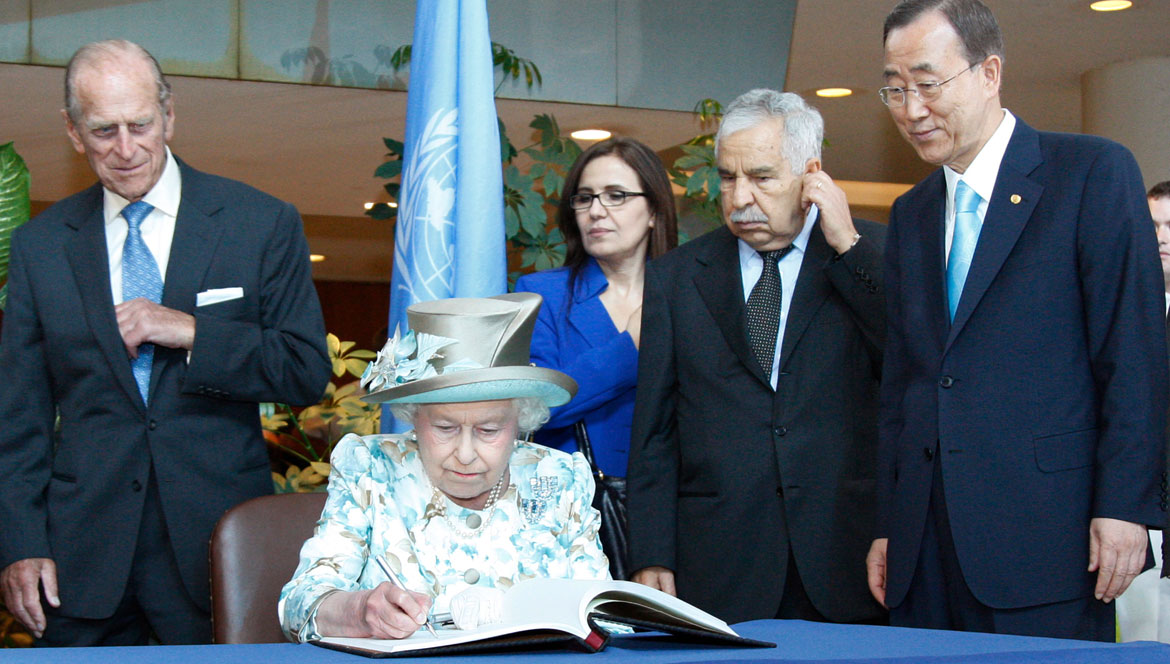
[694,227,770,387]
[64,188,146,412]
[777,215,832,372]
[566,260,617,347]
[946,122,1043,348]
[154,164,225,387]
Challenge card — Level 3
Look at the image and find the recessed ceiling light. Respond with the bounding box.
[309,254,326,263]
[816,88,853,98]
[1090,0,1132,10]
[364,201,398,210]
[570,129,612,141]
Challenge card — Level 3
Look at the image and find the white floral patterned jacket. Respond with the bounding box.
[278,432,610,641]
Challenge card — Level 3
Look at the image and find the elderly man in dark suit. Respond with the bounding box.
[626,88,887,624]
[0,40,331,646]
[868,0,1167,641]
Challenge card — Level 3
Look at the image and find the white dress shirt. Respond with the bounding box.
[943,109,1016,265]
[104,147,182,304]
[737,204,818,389]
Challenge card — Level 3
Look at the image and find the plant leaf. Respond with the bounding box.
[382,137,404,156]
[374,159,402,180]
[0,143,31,312]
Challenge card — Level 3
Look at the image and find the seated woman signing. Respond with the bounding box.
[279,294,610,642]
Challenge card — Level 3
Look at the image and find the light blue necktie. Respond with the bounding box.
[121,201,161,404]
[946,180,983,321]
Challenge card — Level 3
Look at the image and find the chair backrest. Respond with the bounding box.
[209,491,327,643]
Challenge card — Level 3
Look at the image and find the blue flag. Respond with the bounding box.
[383,0,506,431]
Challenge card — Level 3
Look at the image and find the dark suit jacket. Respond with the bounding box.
[515,258,639,478]
[0,160,331,619]
[1165,312,1170,577]
[627,217,887,624]
[878,118,1168,609]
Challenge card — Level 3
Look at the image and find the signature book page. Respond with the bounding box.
[312,578,771,657]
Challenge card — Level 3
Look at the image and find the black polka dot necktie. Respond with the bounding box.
[746,247,792,381]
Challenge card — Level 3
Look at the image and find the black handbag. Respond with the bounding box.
[574,420,630,580]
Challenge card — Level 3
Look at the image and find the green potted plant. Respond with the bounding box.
[263,334,379,492]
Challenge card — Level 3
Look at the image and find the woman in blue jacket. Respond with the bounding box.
[514,137,678,578]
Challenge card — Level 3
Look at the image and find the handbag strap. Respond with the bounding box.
[573,420,599,470]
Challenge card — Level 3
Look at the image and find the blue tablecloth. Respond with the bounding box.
[5,620,1169,663]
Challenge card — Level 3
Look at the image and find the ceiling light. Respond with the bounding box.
[364,201,398,210]
[570,129,611,141]
[309,254,326,263]
[816,88,853,98]
[1090,1,1132,10]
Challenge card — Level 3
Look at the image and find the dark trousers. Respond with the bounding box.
[890,449,1113,642]
[36,473,211,647]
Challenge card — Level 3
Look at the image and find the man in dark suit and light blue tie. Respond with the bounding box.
[627,89,887,624]
[0,40,331,645]
[868,0,1168,641]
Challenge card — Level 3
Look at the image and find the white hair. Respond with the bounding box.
[714,89,824,175]
[390,397,550,435]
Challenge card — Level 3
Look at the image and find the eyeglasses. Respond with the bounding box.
[568,191,646,210]
[878,63,978,107]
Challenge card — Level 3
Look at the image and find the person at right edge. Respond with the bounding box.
[869,0,1168,641]
[1150,181,1170,578]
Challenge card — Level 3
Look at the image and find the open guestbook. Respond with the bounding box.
[312,578,775,657]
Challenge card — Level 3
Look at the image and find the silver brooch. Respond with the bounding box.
[520,476,559,523]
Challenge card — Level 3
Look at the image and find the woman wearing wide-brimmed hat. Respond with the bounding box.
[279,294,610,642]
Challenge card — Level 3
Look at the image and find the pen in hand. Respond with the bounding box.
[374,554,439,637]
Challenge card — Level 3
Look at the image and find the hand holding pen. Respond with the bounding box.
[374,555,439,637]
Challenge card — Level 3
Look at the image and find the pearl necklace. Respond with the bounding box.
[435,472,508,538]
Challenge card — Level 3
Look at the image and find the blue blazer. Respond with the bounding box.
[515,259,639,477]
[878,118,1169,610]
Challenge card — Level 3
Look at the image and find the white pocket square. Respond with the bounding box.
[196,287,244,307]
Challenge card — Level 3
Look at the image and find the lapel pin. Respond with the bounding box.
[1010,194,1022,204]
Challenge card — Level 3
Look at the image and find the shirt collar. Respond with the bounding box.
[736,202,818,264]
[944,109,1016,204]
[102,147,182,224]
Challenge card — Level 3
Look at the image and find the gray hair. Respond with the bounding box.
[390,397,550,436]
[714,89,824,176]
[65,39,172,124]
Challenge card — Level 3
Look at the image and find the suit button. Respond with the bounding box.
[132,480,143,492]
[939,376,954,388]
[924,448,935,461]
[776,488,783,497]
[773,426,787,437]
[148,420,157,430]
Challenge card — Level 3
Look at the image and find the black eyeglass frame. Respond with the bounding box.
[567,191,647,210]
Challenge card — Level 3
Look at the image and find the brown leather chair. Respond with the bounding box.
[209,492,326,643]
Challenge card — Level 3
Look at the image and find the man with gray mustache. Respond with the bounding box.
[626,88,888,624]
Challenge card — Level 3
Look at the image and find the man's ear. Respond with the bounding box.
[62,109,85,155]
[980,54,1002,98]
